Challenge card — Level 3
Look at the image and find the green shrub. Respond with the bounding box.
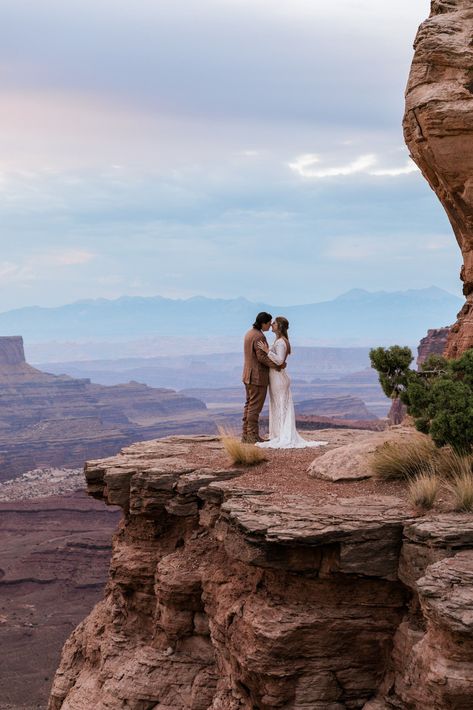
[369,346,413,399]
[370,347,473,454]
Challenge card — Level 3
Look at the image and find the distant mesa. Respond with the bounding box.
[0,335,58,383]
[0,335,25,365]
[294,394,377,421]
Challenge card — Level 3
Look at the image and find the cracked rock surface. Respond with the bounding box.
[48,436,473,709]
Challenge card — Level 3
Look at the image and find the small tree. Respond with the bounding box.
[370,346,414,426]
[371,346,473,453]
[407,351,473,453]
[369,345,414,399]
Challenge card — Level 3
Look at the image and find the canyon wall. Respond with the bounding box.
[0,492,120,707]
[0,336,214,480]
[416,327,450,366]
[403,0,473,357]
[48,436,473,709]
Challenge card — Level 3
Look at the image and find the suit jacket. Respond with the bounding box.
[242,327,277,387]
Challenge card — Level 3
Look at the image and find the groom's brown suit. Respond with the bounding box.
[242,327,279,442]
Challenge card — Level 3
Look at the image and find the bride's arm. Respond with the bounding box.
[266,339,287,366]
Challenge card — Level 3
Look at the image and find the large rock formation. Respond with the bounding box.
[0,336,213,480]
[294,394,377,421]
[416,326,450,365]
[0,335,27,365]
[403,1,473,357]
[48,436,473,709]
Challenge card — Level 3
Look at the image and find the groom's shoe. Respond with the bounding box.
[255,435,268,443]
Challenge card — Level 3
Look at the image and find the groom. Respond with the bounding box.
[241,312,284,443]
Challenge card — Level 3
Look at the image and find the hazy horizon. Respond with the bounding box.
[0,284,462,315]
[0,286,459,363]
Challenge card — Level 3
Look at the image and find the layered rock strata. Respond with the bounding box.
[0,492,120,707]
[0,337,213,480]
[48,436,473,709]
[416,327,450,366]
[403,1,473,357]
[294,394,377,421]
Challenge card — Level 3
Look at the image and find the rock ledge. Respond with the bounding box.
[48,435,473,710]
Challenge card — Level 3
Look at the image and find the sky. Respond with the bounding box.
[0,0,461,311]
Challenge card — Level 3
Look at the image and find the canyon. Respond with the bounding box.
[9,4,473,706]
[47,434,473,709]
[0,490,120,709]
[0,336,213,481]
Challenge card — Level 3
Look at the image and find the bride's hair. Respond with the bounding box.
[275,316,291,354]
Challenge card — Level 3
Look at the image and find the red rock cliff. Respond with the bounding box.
[404,0,473,357]
[48,436,473,709]
[416,326,450,366]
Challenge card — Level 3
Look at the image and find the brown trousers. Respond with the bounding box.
[242,384,267,440]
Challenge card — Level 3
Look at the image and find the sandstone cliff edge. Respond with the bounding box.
[48,435,473,709]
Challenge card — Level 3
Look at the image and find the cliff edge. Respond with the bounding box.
[48,435,473,709]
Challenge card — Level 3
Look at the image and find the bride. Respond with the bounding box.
[256,316,327,449]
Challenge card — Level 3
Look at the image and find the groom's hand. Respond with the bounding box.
[257,340,269,353]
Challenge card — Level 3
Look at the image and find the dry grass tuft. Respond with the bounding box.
[219,427,268,466]
[433,448,473,480]
[446,472,473,512]
[370,436,437,480]
[407,471,439,510]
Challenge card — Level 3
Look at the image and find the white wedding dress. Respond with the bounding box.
[257,338,328,449]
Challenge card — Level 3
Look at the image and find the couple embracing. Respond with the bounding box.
[242,311,327,450]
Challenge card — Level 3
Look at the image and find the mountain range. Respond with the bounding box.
[0,287,462,348]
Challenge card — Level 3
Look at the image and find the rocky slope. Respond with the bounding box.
[48,435,473,709]
[0,491,120,708]
[0,336,213,480]
[294,394,377,420]
[403,0,473,357]
[416,327,450,365]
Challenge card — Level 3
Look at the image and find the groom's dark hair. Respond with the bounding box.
[253,312,272,329]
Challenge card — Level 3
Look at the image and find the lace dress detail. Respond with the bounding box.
[257,338,327,449]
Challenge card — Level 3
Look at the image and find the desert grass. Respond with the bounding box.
[407,471,439,510]
[370,435,437,480]
[446,472,473,512]
[218,427,268,466]
[432,448,473,480]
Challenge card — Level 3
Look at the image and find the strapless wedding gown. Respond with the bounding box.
[256,338,328,450]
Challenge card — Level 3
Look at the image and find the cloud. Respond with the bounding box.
[0,0,457,311]
[324,237,387,263]
[288,152,419,179]
[48,250,95,266]
[425,237,451,251]
[289,153,377,178]
[370,162,419,177]
[0,260,34,283]
[1,0,428,135]
[0,250,95,285]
